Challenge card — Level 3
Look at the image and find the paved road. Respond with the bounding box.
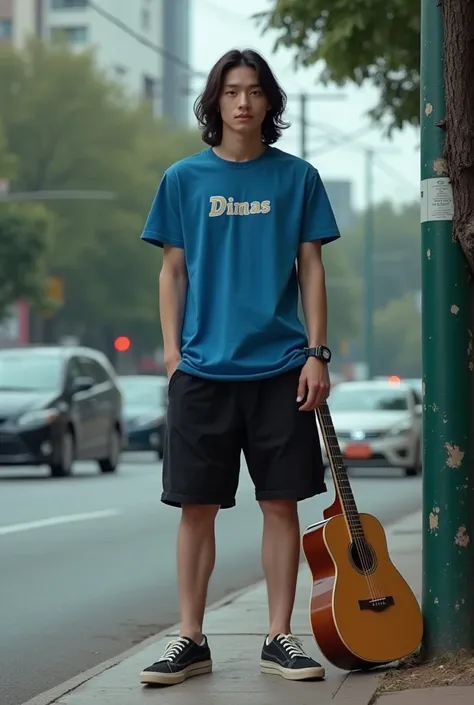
[0,455,422,705]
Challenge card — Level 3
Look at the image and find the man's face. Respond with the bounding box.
[218,66,269,136]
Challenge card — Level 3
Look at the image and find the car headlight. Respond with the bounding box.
[389,422,412,437]
[17,408,59,428]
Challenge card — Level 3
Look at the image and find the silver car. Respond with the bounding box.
[319,380,422,476]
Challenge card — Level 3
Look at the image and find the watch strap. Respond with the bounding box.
[304,345,331,363]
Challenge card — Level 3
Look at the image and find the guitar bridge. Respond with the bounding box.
[358,596,394,613]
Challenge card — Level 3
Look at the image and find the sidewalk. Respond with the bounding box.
[22,509,473,705]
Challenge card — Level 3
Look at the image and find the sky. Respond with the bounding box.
[189,0,420,213]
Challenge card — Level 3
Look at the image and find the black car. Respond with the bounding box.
[119,374,168,459]
[0,345,125,477]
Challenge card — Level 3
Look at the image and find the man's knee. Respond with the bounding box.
[259,499,298,521]
[181,504,220,526]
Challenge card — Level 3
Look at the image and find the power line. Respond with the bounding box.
[86,1,345,107]
[88,0,415,190]
[0,190,117,202]
[373,156,415,190]
[86,0,207,78]
[303,119,414,190]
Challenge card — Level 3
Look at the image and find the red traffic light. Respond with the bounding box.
[114,336,131,352]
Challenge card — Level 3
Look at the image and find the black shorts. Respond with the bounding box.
[162,367,327,509]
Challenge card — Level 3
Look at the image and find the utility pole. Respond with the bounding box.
[294,92,346,160]
[364,148,374,379]
[421,0,474,656]
[300,93,308,160]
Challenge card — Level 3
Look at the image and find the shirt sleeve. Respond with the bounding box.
[300,170,341,245]
[140,169,184,249]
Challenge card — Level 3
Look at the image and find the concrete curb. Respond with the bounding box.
[19,508,421,705]
[18,583,253,705]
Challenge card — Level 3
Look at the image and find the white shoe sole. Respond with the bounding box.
[260,660,325,681]
[140,660,212,685]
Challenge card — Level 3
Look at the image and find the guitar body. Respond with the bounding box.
[302,512,423,671]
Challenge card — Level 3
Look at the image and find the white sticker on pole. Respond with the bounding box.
[420,177,454,223]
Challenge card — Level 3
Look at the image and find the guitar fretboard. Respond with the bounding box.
[317,402,364,540]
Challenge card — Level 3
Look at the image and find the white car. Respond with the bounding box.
[319,380,422,477]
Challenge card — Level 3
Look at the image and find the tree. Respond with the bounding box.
[441,1,474,274]
[298,242,361,353]
[373,293,421,377]
[0,39,203,350]
[0,120,16,180]
[342,200,420,312]
[254,1,420,132]
[0,203,54,321]
[324,244,361,347]
[256,2,474,276]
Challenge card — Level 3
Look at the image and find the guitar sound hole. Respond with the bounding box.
[348,540,377,575]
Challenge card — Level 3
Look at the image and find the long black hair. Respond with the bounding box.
[193,49,290,146]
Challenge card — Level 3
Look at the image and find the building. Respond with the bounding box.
[1,0,190,126]
[161,0,190,128]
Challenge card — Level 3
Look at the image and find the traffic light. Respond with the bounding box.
[114,335,131,352]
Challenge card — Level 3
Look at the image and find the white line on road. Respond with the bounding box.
[0,509,121,536]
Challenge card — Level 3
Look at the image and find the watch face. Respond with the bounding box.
[322,348,331,360]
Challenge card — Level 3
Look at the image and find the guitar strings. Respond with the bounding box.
[321,404,384,603]
[320,403,381,601]
[321,411,381,601]
[322,419,380,600]
[318,403,384,602]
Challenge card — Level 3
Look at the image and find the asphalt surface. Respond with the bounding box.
[0,454,422,705]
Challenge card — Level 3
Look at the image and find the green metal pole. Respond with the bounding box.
[421,0,474,656]
[364,148,374,379]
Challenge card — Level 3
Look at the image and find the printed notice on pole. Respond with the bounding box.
[420,177,454,223]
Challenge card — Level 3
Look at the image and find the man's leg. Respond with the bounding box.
[140,371,242,686]
[178,503,219,643]
[242,368,327,681]
[259,499,300,638]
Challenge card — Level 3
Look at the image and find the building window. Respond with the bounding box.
[0,19,13,39]
[141,8,151,31]
[51,26,89,44]
[51,0,87,8]
[143,75,156,102]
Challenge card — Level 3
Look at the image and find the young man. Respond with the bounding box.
[139,48,340,687]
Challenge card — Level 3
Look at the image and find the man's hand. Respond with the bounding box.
[297,357,330,411]
[165,353,181,380]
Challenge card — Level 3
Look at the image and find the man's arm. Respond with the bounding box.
[296,240,330,410]
[159,245,188,375]
[297,240,327,347]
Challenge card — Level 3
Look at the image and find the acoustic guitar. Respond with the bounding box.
[301,401,423,671]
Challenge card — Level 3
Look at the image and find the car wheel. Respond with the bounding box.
[98,426,121,474]
[49,429,74,478]
[405,444,422,477]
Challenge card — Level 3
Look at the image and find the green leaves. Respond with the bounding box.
[342,200,421,375]
[255,0,420,132]
[0,39,203,344]
[0,203,55,321]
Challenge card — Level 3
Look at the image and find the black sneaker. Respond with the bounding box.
[261,633,325,681]
[140,635,212,686]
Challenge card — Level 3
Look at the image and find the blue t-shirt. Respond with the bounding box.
[141,146,340,380]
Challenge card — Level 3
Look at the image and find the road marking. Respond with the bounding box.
[0,509,120,536]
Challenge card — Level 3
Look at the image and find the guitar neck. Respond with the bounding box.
[316,402,364,540]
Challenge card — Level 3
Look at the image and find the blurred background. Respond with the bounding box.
[0,0,420,380]
[0,4,423,705]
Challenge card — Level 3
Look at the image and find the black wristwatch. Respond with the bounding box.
[304,345,332,364]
